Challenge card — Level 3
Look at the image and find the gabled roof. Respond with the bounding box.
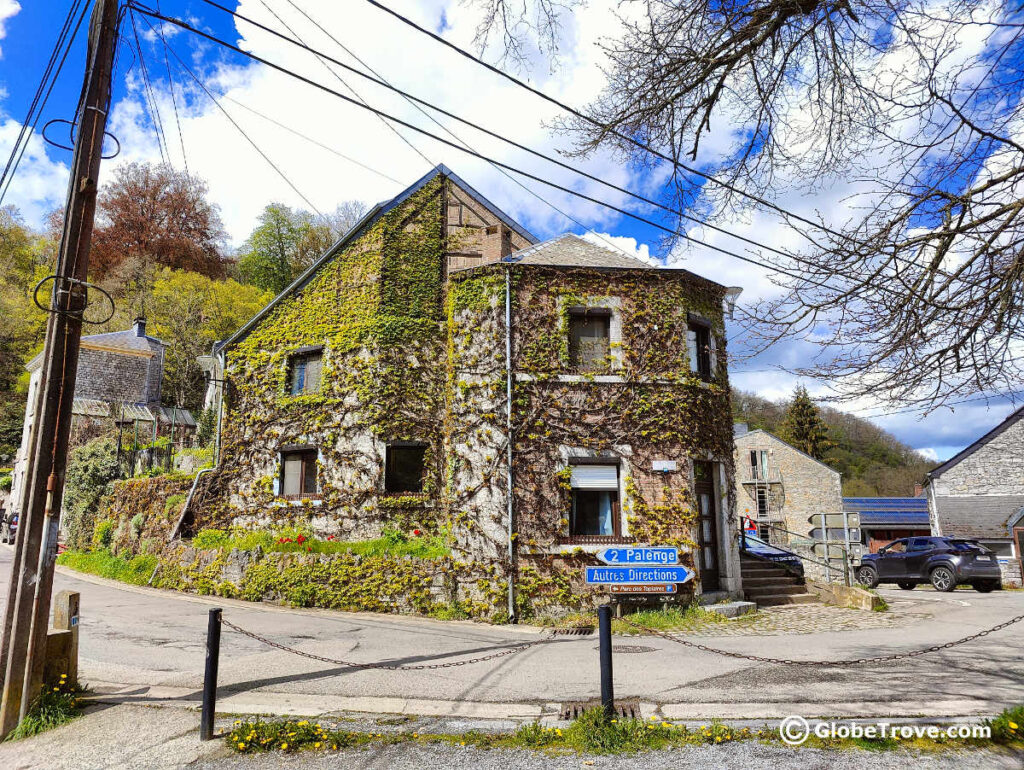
[222,165,536,350]
[927,404,1024,479]
[503,233,653,269]
[735,428,841,477]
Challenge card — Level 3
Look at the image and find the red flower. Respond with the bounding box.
[326,535,335,541]
[413,529,421,536]
[306,546,312,552]
[296,534,306,544]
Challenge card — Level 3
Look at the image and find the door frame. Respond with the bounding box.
[693,460,721,592]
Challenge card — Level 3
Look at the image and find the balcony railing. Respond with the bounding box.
[738,465,782,484]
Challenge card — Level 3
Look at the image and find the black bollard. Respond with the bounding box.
[200,608,222,741]
[598,604,614,719]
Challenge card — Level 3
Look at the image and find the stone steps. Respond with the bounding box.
[740,553,819,608]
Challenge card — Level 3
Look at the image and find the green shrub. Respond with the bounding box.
[187,527,449,559]
[57,550,157,585]
[192,528,230,549]
[63,437,120,549]
[91,520,115,550]
[0,473,12,492]
[129,513,145,539]
[163,493,186,518]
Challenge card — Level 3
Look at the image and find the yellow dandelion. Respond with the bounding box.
[237,743,246,750]
[314,742,321,749]
[1010,722,1019,730]
[298,721,309,726]
[281,743,288,750]
[52,687,59,691]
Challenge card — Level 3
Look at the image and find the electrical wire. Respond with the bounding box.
[130,4,888,296]
[274,0,643,263]
[155,0,191,176]
[128,7,170,164]
[134,9,323,216]
[0,0,89,205]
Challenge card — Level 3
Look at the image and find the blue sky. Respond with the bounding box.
[0,0,1020,462]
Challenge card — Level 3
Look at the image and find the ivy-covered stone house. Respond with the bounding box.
[196,166,742,616]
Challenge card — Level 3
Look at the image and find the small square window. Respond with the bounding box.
[288,350,322,395]
[280,449,317,497]
[687,322,712,380]
[568,309,611,370]
[385,444,427,493]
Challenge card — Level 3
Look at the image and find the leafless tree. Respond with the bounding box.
[473,1,1024,409]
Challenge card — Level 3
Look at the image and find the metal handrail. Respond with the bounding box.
[740,517,852,585]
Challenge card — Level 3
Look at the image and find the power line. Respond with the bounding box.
[134,9,323,216]
[275,0,645,264]
[356,0,1015,299]
[155,0,191,176]
[129,7,171,164]
[0,0,89,205]
[130,4,852,292]
[254,0,435,173]
[200,0,806,269]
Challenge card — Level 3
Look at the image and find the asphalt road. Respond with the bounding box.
[1,545,1022,719]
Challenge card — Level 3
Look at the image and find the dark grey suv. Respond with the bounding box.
[857,536,1002,593]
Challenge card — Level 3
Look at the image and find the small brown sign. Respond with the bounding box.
[608,583,676,594]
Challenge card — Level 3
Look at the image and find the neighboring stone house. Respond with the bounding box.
[194,165,741,616]
[733,426,843,546]
[8,319,193,518]
[926,406,1024,587]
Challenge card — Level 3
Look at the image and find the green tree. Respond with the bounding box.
[63,436,121,549]
[149,269,271,411]
[780,385,834,461]
[237,201,367,294]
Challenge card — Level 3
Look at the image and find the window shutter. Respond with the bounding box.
[570,464,619,490]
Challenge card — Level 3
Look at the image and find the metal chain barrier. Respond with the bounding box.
[220,617,549,670]
[619,612,1024,666]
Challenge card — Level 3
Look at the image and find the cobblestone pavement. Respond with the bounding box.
[691,603,917,636]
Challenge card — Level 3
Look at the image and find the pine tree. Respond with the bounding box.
[781,385,834,460]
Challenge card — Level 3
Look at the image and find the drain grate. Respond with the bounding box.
[559,699,641,721]
[595,644,657,654]
[551,626,595,636]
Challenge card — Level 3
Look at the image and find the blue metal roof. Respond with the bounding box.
[843,497,930,527]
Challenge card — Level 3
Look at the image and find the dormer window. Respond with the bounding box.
[288,348,322,395]
[568,308,611,370]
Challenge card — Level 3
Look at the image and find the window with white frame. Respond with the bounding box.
[569,463,620,537]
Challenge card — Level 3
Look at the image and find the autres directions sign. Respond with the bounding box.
[585,566,694,585]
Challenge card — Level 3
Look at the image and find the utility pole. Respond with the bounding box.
[0,0,120,736]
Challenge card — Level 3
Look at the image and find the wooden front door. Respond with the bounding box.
[694,461,721,591]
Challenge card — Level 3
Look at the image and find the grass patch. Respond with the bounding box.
[4,676,85,741]
[190,526,449,560]
[56,549,157,585]
[226,706,1024,756]
[534,602,728,634]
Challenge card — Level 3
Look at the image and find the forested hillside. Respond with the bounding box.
[731,389,934,497]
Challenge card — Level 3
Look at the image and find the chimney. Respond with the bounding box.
[914,483,923,497]
[481,223,513,264]
[133,317,147,337]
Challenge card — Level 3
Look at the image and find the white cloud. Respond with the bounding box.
[917,448,939,462]
[0,0,19,58]
[579,231,655,265]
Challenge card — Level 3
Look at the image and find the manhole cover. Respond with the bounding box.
[594,644,657,654]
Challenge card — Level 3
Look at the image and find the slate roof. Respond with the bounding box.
[27,324,164,371]
[843,497,930,527]
[933,495,1024,539]
[502,233,653,269]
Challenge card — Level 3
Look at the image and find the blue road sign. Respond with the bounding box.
[597,547,679,565]
[585,565,693,585]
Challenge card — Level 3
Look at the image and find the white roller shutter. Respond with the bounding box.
[570,464,619,490]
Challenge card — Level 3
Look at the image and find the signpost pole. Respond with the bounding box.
[597,604,614,719]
